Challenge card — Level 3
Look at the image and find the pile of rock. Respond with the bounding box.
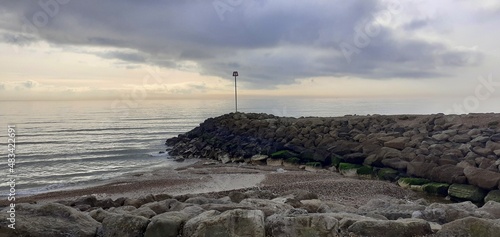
[3,191,500,236]
[166,113,500,203]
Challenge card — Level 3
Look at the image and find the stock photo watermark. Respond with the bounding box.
[6,125,16,230]
[212,0,246,21]
[340,0,402,63]
[446,73,499,114]
[21,0,71,35]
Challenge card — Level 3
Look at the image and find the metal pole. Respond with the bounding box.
[234,75,237,112]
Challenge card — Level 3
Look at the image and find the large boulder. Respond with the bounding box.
[420,201,490,224]
[0,203,100,237]
[265,213,340,237]
[464,166,500,190]
[100,213,150,237]
[407,162,436,179]
[144,211,188,237]
[448,184,487,203]
[429,165,466,184]
[183,209,265,237]
[347,218,432,237]
[435,217,500,237]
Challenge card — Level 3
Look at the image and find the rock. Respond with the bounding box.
[144,212,188,237]
[485,190,500,203]
[100,213,149,237]
[420,201,488,224]
[432,133,450,142]
[422,182,450,196]
[491,133,500,142]
[448,184,487,203]
[471,135,490,144]
[229,191,248,203]
[342,152,366,164]
[450,134,471,143]
[267,158,283,166]
[429,165,466,184]
[142,199,189,214]
[384,137,410,150]
[381,158,408,171]
[123,198,146,208]
[299,199,326,213]
[480,201,500,218]
[131,207,157,218]
[0,203,100,237]
[95,198,116,209]
[220,154,231,164]
[180,206,206,219]
[239,198,293,216]
[283,189,319,201]
[183,209,265,237]
[358,198,426,220]
[435,217,500,237]
[473,146,493,156]
[72,195,98,207]
[407,162,436,179]
[376,168,400,181]
[251,154,268,161]
[266,213,339,237]
[464,166,500,190]
[89,208,114,223]
[347,218,432,237]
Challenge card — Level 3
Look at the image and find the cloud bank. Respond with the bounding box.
[0,0,485,88]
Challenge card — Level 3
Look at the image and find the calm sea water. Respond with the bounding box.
[0,97,499,196]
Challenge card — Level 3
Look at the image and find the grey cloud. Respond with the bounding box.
[100,51,146,63]
[2,33,38,46]
[0,0,484,88]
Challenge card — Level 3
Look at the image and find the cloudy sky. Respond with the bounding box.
[0,0,499,101]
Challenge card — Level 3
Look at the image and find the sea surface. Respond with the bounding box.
[0,97,499,196]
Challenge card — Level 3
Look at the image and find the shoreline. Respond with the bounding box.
[3,159,422,208]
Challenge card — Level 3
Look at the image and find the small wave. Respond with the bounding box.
[148,151,170,157]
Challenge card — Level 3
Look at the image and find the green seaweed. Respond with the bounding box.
[422,182,450,196]
[398,177,431,186]
[286,157,301,164]
[306,162,322,168]
[356,165,373,175]
[330,154,343,168]
[271,150,298,159]
[377,168,399,181]
[338,163,362,171]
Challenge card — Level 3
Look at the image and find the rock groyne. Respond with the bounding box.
[166,112,500,203]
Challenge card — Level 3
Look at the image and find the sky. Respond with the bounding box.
[0,0,500,101]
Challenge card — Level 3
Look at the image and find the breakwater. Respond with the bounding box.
[166,112,500,203]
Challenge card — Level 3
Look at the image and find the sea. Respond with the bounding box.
[1,97,499,197]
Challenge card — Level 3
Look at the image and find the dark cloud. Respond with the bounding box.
[0,0,483,88]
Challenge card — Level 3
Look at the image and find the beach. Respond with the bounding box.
[5,160,417,208]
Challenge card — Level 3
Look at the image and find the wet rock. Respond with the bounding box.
[184,209,265,237]
[347,218,432,237]
[266,213,339,237]
[463,166,500,190]
[100,213,149,237]
[435,217,500,237]
[144,212,188,237]
[485,190,500,203]
[448,184,487,203]
[0,203,100,237]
